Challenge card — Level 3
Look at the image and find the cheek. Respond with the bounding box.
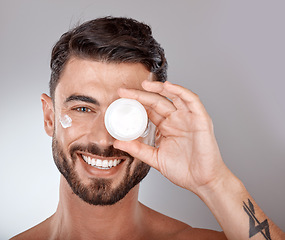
[55,116,87,149]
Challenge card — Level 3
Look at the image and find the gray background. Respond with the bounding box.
[0,0,284,238]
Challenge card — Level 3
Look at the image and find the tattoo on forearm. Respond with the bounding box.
[243,199,271,240]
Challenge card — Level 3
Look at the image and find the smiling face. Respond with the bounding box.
[42,57,155,205]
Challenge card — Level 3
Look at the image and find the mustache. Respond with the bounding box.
[70,143,134,160]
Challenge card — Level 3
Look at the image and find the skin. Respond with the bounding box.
[11,58,284,240]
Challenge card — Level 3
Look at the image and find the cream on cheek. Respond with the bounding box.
[57,115,90,144]
[58,114,78,146]
[54,109,85,152]
[60,114,72,128]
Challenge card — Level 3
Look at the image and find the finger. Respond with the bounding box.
[145,106,165,127]
[118,87,176,118]
[142,81,189,111]
[141,80,164,93]
[165,93,189,111]
[163,81,208,116]
[113,139,159,171]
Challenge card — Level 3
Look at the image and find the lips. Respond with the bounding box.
[81,154,123,170]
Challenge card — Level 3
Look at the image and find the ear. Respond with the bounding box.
[154,128,162,148]
[41,93,54,137]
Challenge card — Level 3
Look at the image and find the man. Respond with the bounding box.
[11,16,284,240]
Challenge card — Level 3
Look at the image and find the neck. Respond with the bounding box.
[50,175,144,240]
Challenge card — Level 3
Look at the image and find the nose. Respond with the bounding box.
[86,113,115,148]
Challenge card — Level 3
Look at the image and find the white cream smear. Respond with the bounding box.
[60,114,72,128]
[82,155,122,169]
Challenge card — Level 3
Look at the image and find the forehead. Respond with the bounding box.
[55,57,151,104]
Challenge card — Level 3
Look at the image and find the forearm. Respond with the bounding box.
[197,171,285,240]
[116,81,284,239]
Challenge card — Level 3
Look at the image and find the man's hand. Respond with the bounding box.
[114,80,285,240]
[114,80,229,194]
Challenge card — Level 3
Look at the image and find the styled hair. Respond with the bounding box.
[49,16,168,100]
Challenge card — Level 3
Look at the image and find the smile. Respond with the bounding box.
[81,154,122,170]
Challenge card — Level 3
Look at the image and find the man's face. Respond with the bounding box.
[47,57,155,205]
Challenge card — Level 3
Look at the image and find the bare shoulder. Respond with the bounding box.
[178,227,227,240]
[140,203,227,240]
[10,217,52,240]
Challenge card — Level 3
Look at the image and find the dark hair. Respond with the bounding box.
[49,16,167,100]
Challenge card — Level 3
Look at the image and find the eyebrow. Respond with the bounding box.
[64,94,100,106]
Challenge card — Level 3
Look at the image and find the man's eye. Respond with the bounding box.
[75,107,92,113]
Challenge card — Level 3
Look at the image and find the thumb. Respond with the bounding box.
[113,140,159,170]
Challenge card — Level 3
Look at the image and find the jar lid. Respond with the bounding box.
[104,98,148,141]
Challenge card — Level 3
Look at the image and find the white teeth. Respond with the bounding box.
[102,160,109,168]
[96,159,102,167]
[113,159,118,166]
[113,159,122,166]
[108,160,113,167]
[82,155,122,169]
[91,158,96,166]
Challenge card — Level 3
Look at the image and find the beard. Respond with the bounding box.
[52,136,150,206]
